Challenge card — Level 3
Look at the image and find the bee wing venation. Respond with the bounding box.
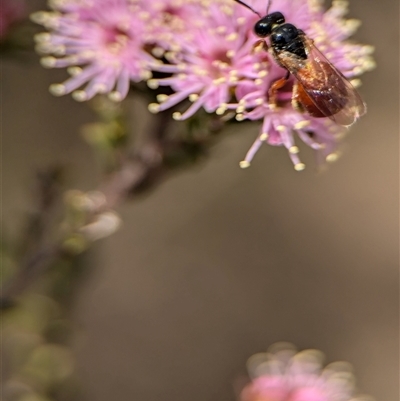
[279,36,366,126]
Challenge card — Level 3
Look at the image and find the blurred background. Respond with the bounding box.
[2,0,399,401]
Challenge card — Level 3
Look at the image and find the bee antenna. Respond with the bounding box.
[233,0,262,17]
[266,0,272,14]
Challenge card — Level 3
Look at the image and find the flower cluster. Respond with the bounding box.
[241,343,372,401]
[32,0,375,169]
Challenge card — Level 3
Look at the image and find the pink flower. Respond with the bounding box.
[32,0,375,169]
[147,0,375,169]
[147,1,262,120]
[0,0,25,39]
[241,343,371,401]
[31,0,155,101]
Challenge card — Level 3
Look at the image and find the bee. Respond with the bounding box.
[234,0,366,126]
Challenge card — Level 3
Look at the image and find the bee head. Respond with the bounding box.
[254,12,285,37]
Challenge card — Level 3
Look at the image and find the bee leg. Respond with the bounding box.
[252,39,268,54]
[292,82,305,112]
[268,70,290,106]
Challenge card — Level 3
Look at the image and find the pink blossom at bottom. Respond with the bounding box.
[241,343,371,401]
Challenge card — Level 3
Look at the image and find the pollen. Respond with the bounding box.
[148,103,160,113]
[225,32,238,41]
[151,47,165,58]
[140,70,152,80]
[213,77,226,85]
[260,133,268,141]
[294,163,306,171]
[216,104,227,115]
[67,66,82,76]
[289,146,299,154]
[72,90,88,102]
[326,153,339,163]
[294,120,311,129]
[34,32,51,43]
[49,83,66,96]
[147,79,159,89]
[40,56,57,68]
[189,93,199,102]
[157,94,169,103]
[350,79,361,88]
[172,112,182,120]
[239,161,251,169]
[109,91,124,102]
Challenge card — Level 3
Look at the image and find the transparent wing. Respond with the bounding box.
[288,37,366,126]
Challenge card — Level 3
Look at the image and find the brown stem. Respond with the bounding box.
[1,112,172,306]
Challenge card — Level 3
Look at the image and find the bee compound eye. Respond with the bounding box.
[254,19,272,37]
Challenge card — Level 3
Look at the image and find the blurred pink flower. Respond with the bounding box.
[31,0,155,102]
[0,0,25,39]
[241,343,371,401]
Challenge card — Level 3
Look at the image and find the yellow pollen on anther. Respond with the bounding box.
[226,50,235,58]
[363,59,376,70]
[189,93,199,102]
[294,120,310,129]
[236,105,245,113]
[151,47,165,58]
[34,32,51,42]
[40,56,57,68]
[225,32,238,41]
[258,70,267,78]
[289,146,299,154]
[362,45,375,54]
[260,133,268,141]
[294,163,306,171]
[216,26,226,34]
[72,90,87,102]
[147,79,159,89]
[216,105,227,115]
[67,66,82,76]
[276,125,286,132]
[172,112,182,120]
[255,78,263,86]
[255,98,264,105]
[326,153,339,163]
[239,161,251,169]
[148,103,160,113]
[157,94,169,102]
[140,70,152,80]
[213,77,226,85]
[49,83,66,96]
[236,114,245,121]
[109,91,123,102]
[350,78,361,88]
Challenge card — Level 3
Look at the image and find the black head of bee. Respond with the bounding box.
[254,12,285,37]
